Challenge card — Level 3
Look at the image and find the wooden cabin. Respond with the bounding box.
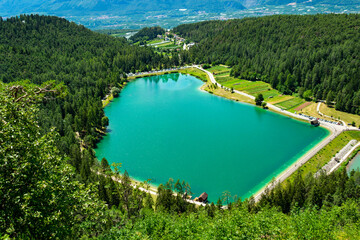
[198,192,208,202]
[310,119,320,126]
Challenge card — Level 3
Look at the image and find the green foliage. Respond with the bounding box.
[255,93,264,105]
[261,101,267,108]
[111,87,121,97]
[303,89,313,101]
[2,14,360,239]
[202,64,211,69]
[175,14,360,115]
[130,26,165,43]
[258,169,360,214]
[98,197,360,239]
[0,14,169,185]
[0,82,108,238]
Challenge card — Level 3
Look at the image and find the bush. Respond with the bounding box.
[111,87,121,97]
[255,93,264,106]
[203,64,211,69]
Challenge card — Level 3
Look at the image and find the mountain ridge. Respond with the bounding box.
[0,0,246,16]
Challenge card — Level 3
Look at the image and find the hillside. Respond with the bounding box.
[1,0,359,29]
[175,14,360,115]
[1,14,360,238]
[1,0,358,17]
[130,26,165,43]
[0,0,245,16]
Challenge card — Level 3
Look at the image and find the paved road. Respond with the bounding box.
[328,141,360,174]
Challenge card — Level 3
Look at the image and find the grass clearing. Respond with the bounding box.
[155,43,179,50]
[267,95,293,104]
[209,65,309,111]
[158,45,178,49]
[208,65,230,74]
[202,81,254,104]
[319,103,360,126]
[275,97,305,111]
[111,33,127,37]
[147,39,163,45]
[179,67,209,82]
[301,102,338,122]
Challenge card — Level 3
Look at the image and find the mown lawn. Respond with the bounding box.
[275,97,305,111]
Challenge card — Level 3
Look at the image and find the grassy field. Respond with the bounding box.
[155,41,176,48]
[208,65,305,112]
[202,81,254,104]
[157,44,178,50]
[275,97,305,111]
[147,39,163,45]
[320,103,360,126]
[208,65,231,75]
[286,131,360,184]
[300,102,360,125]
[179,67,209,82]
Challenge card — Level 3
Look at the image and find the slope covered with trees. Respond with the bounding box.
[0,14,176,238]
[1,14,360,238]
[175,14,360,115]
[0,0,245,17]
[130,26,165,43]
[0,14,179,181]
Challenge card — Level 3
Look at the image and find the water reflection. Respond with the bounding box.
[146,73,180,83]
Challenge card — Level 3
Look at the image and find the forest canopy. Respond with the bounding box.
[1,14,360,239]
[129,26,165,43]
[175,14,360,114]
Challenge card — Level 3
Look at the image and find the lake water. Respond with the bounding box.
[348,153,360,173]
[96,73,329,202]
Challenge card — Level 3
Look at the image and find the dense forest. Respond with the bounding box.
[0,15,178,238]
[1,14,360,239]
[174,14,360,114]
[129,26,165,43]
[0,14,181,180]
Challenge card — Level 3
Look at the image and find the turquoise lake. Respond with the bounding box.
[348,153,360,173]
[96,73,329,202]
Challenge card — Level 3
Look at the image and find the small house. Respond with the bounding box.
[310,119,320,126]
[197,192,208,202]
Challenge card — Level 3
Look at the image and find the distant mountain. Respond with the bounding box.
[1,0,359,29]
[268,0,359,5]
[240,0,360,7]
[0,0,246,16]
